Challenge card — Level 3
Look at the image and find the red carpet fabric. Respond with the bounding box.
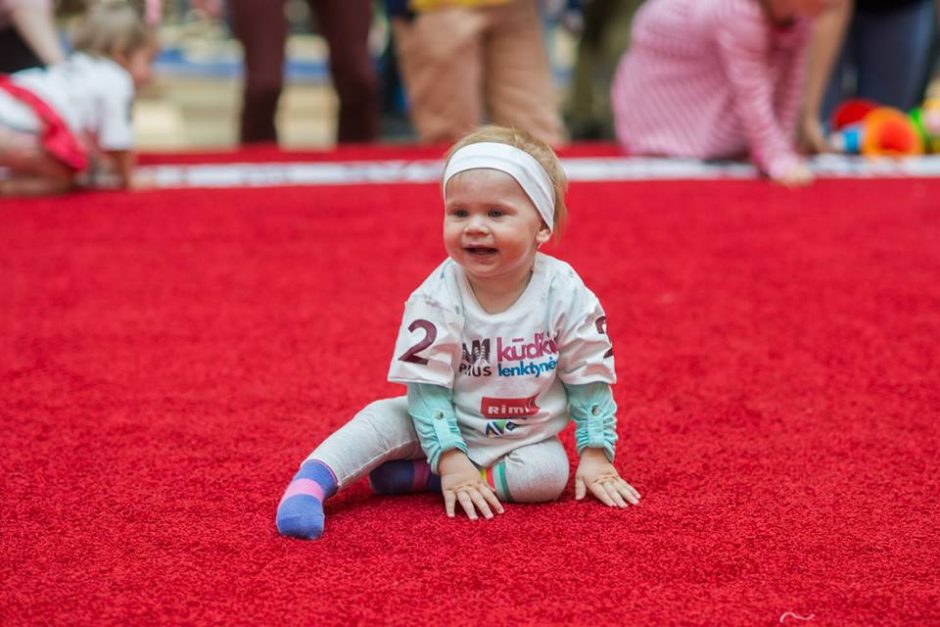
[2,173,939,625]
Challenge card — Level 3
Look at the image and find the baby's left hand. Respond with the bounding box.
[575,448,641,508]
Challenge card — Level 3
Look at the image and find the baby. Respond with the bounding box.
[611,0,838,186]
[276,125,641,539]
[0,1,157,195]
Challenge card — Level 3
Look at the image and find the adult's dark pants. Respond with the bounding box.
[228,0,379,144]
[822,0,937,122]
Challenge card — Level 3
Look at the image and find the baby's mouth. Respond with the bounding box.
[465,245,498,256]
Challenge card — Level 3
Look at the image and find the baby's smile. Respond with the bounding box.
[465,244,498,256]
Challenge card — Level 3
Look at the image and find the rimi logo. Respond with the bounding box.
[480,396,540,437]
[481,396,540,418]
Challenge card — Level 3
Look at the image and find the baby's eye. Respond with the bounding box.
[488,209,504,218]
[450,208,468,218]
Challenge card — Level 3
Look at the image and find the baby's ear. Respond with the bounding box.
[535,224,551,247]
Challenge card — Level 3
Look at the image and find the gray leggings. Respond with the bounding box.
[305,396,570,503]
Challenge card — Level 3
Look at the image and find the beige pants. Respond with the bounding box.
[392,0,566,145]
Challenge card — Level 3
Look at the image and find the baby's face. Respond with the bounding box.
[443,168,550,288]
[122,45,158,89]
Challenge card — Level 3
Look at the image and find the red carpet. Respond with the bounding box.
[2,168,939,625]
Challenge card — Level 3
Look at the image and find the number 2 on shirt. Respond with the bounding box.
[398,319,437,365]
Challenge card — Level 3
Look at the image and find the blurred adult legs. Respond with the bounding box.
[392,0,565,145]
[391,7,483,144]
[229,0,286,143]
[822,0,936,122]
[565,0,643,140]
[311,0,379,142]
[229,0,378,144]
[484,0,566,145]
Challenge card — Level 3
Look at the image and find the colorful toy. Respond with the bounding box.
[909,98,940,153]
[829,99,924,157]
[831,98,877,131]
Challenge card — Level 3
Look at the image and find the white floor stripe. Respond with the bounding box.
[146,160,445,188]
[139,155,940,188]
[7,155,940,190]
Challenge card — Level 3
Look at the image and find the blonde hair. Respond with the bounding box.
[446,126,569,242]
[71,1,154,58]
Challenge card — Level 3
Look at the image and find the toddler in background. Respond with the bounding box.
[611,0,837,186]
[276,126,640,540]
[0,1,156,195]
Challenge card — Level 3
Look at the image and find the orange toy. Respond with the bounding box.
[830,104,924,157]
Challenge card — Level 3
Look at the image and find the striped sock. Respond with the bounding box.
[275,459,337,540]
[483,461,513,502]
[369,460,441,495]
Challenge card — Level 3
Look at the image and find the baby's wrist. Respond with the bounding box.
[579,447,609,462]
[438,449,473,475]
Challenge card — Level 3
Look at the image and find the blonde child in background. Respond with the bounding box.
[0,1,157,195]
[276,126,641,540]
[611,0,839,187]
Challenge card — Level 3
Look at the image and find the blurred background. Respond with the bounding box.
[134,1,578,150]
[3,0,940,181]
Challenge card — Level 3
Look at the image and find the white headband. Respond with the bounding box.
[442,142,556,232]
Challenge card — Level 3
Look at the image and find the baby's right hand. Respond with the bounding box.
[773,161,815,188]
[438,450,504,521]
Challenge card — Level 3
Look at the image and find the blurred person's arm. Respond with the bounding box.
[776,25,812,150]
[8,0,65,65]
[101,149,151,190]
[798,0,853,153]
[715,9,811,186]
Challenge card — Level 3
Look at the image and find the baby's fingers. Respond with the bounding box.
[469,490,495,520]
[575,476,587,501]
[604,481,628,508]
[457,490,478,521]
[589,482,616,507]
[444,490,457,518]
[620,481,641,505]
[481,484,505,515]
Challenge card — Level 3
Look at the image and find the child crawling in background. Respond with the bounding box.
[611,0,838,187]
[276,126,641,540]
[0,1,156,195]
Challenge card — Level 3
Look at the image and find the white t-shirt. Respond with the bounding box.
[388,253,616,467]
[0,52,134,151]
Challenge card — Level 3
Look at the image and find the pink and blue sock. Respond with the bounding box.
[369,460,441,495]
[275,459,337,540]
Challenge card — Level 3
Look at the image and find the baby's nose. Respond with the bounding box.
[465,215,489,232]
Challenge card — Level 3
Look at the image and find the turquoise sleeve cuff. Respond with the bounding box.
[565,381,618,462]
[407,382,468,474]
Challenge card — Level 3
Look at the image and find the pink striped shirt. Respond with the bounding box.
[611,0,810,179]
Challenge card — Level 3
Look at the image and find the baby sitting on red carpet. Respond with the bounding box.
[275,126,641,539]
